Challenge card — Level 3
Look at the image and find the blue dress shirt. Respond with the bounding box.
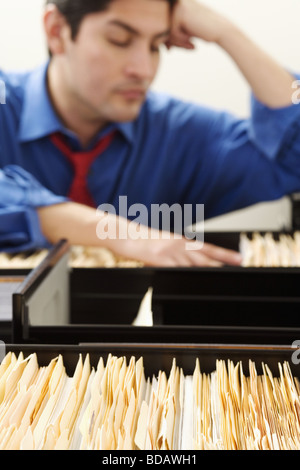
[1,62,300,252]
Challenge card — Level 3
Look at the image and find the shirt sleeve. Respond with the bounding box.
[0,165,68,253]
[157,84,300,221]
[248,88,300,160]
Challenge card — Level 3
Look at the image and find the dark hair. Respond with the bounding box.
[46,0,177,39]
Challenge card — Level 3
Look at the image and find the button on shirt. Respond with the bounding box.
[1,62,300,252]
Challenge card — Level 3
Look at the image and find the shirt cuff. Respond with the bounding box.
[1,165,68,207]
[0,165,68,252]
[248,74,300,160]
[0,207,51,253]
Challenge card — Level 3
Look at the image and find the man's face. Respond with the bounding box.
[57,0,171,124]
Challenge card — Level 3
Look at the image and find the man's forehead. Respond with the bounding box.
[85,0,171,35]
[109,0,171,6]
[104,0,171,15]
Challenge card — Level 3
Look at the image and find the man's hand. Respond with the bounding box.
[122,234,243,267]
[167,0,231,49]
[96,210,242,267]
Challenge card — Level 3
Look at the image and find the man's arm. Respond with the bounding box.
[0,166,242,266]
[169,0,295,108]
[38,202,242,267]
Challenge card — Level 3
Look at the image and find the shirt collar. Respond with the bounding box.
[18,61,135,145]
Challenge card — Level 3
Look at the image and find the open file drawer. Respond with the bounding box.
[3,342,300,450]
[5,342,300,377]
[11,236,300,346]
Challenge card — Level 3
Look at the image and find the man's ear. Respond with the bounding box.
[43,5,70,56]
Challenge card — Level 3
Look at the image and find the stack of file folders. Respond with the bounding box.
[0,344,299,450]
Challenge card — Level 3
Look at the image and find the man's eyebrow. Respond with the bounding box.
[107,20,170,39]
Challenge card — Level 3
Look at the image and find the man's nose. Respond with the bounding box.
[124,46,157,81]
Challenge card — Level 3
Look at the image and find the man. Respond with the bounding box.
[1,0,300,266]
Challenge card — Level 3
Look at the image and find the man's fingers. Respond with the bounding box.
[141,241,241,267]
[167,29,196,50]
[200,243,243,266]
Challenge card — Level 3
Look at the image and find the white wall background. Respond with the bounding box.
[1,0,299,231]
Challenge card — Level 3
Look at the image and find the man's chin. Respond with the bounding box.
[110,105,143,123]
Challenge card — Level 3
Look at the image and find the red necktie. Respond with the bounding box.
[50,132,115,207]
